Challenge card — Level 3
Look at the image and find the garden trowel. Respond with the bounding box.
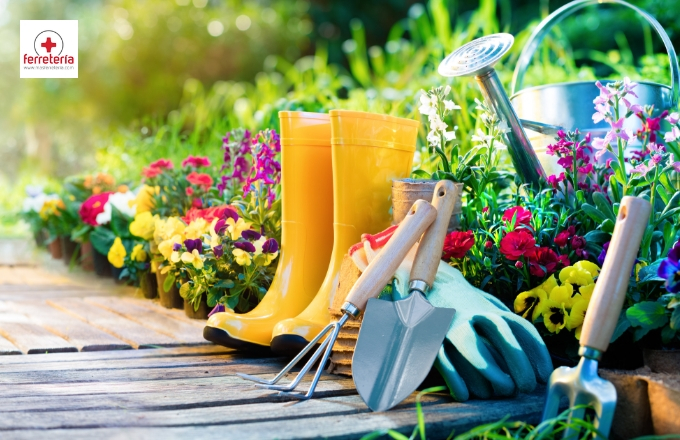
[352,180,459,412]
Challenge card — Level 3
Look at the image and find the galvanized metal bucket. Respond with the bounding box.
[510,0,679,176]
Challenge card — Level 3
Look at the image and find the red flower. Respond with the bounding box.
[192,198,203,208]
[186,172,213,191]
[182,205,237,224]
[557,254,570,267]
[142,166,162,178]
[527,247,559,277]
[502,206,532,226]
[571,235,586,250]
[149,159,173,170]
[182,155,211,168]
[499,230,536,260]
[79,192,113,226]
[185,187,194,197]
[554,226,576,247]
[442,231,475,260]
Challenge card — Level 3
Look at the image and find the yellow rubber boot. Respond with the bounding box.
[203,112,334,349]
[270,110,418,354]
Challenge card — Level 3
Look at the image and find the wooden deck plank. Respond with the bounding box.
[122,297,206,328]
[0,333,21,355]
[0,313,77,354]
[3,301,132,352]
[83,297,208,344]
[0,391,544,440]
[46,298,181,348]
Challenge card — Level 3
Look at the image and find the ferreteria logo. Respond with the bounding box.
[20,20,78,78]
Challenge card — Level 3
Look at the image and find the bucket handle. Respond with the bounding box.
[511,0,679,108]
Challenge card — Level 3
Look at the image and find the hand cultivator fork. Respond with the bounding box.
[237,200,438,400]
[541,196,651,438]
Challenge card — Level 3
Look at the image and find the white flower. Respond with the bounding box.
[444,126,458,141]
[418,93,437,116]
[471,129,494,144]
[428,113,448,132]
[497,119,511,134]
[22,193,58,213]
[665,126,680,143]
[666,112,680,125]
[443,85,451,96]
[443,100,461,111]
[426,130,441,148]
[96,191,137,224]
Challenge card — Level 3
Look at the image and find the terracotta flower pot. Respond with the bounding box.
[60,236,79,266]
[141,271,157,299]
[34,230,47,247]
[93,248,112,277]
[392,179,463,231]
[156,271,183,309]
[80,241,95,272]
[644,348,680,374]
[48,238,63,259]
[184,298,209,319]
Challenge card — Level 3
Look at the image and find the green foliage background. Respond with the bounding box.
[2,0,680,235]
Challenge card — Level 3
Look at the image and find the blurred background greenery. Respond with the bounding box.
[2,0,680,235]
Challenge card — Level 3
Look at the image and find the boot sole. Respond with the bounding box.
[270,334,317,356]
[203,326,270,352]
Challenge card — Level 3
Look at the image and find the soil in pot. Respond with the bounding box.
[60,236,79,266]
[156,271,183,309]
[80,241,95,272]
[48,238,63,259]
[141,271,157,299]
[184,298,209,319]
[93,248,112,277]
[644,348,680,374]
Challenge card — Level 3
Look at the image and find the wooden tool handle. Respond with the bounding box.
[580,196,651,353]
[345,199,437,312]
[410,180,460,287]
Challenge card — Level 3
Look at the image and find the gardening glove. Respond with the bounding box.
[349,228,553,402]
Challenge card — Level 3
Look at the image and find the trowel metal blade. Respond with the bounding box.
[352,292,455,412]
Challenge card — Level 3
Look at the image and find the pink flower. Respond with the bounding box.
[592,135,613,160]
[442,231,475,260]
[578,163,593,174]
[79,192,113,226]
[667,112,680,125]
[149,159,173,170]
[631,162,652,176]
[557,156,573,170]
[623,77,639,97]
[610,117,632,141]
[182,155,211,168]
[555,226,575,248]
[185,187,194,197]
[502,206,532,226]
[142,166,162,178]
[500,230,536,260]
[571,235,586,250]
[186,172,213,191]
[547,173,565,189]
[527,247,559,277]
[665,126,680,143]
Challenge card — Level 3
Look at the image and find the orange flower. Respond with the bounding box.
[92,186,102,194]
[117,185,129,193]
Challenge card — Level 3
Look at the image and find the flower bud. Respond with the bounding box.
[515,261,524,269]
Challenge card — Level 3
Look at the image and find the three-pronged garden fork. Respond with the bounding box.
[236,199,438,400]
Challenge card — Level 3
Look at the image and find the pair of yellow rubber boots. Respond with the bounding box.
[203,110,419,354]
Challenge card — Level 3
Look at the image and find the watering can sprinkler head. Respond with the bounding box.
[439,33,547,186]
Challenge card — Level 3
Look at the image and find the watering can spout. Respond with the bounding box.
[438,33,547,187]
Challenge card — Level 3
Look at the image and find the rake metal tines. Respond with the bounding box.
[541,355,616,438]
[236,313,350,400]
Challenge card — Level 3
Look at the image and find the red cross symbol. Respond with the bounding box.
[41,37,57,53]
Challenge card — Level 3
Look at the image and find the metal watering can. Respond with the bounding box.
[439,0,679,185]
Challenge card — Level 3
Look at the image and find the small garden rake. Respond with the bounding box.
[541,196,651,437]
[237,199,437,400]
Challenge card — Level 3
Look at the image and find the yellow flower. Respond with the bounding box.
[514,288,548,322]
[170,251,181,263]
[573,261,600,277]
[181,249,204,269]
[154,217,185,244]
[548,283,575,308]
[578,283,595,302]
[39,198,65,220]
[538,274,558,294]
[226,217,251,241]
[158,234,182,260]
[559,266,593,286]
[567,299,589,339]
[185,218,209,239]
[130,185,156,213]
[233,248,252,266]
[543,300,568,334]
[130,244,147,262]
[108,237,126,269]
[635,261,647,281]
[129,211,158,240]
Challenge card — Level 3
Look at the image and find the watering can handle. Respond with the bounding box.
[511,0,679,108]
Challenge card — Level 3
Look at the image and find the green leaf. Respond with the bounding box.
[671,307,680,331]
[110,205,131,238]
[637,260,664,284]
[226,294,239,310]
[626,301,669,330]
[584,230,610,244]
[411,169,431,179]
[179,282,191,299]
[207,289,223,307]
[661,325,677,344]
[581,203,608,224]
[90,227,116,255]
[610,312,631,343]
[214,279,235,289]
[592,192,616,222]
[163,273,176,293]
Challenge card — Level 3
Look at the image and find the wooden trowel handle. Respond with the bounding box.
[410,180,460,288]
[580,196,651,353]
[344,199,437,313]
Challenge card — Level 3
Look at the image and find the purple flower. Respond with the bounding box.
[262,238,279,254]
[213,245,224,258]
[173,242,182,252]
[208,304,226,317]
[659,242,680,293]
[184,238,203,254]
[667,112,680,125]
[243,129,281,208]
[547,173,565,189]
[597,241,610,266]
[241,230,261,241]
[234,241,256,253]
